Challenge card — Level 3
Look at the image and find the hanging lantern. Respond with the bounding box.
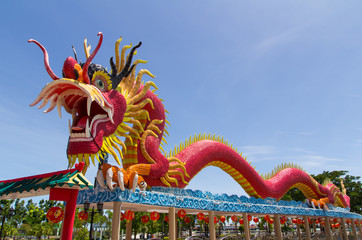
[220,216,226,223]
[150,211,160,221]
[178,209,186,219]
[331,224,335,229]
[336,222,341,228]
[280,218,285,225]
[164,215,169,223]
[197,212,205,221]
[239,219,244,225]
[184,216,191,224]
[231,215,238,222]
[333,218,338,223]
[121,212,125,221]
[297,219,302,225]
[264,215,270,221]
[269,219,274,224]
[46,206,64,223]
[308,218,312,224]
[78,210,88,221]
[124,210,135,221]
[141,215,150,224]
[253,217,259,223]
[214,216,219,224]
[247,215,252,221]
[204,216,209,224]
[316,219,319,224]
[321,221,325,226]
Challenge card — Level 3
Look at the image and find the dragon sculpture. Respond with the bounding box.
[29,33,350,210]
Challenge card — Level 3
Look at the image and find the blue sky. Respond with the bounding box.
[1,1,362,197]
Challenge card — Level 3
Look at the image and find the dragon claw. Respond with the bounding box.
[118,170,125,191]
[96,169,106,188]
[139,181,147,191]
[106,168,114,190]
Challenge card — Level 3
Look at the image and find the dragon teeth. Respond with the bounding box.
[87,97,92,116]
[85,118,90,138]
[107,109,114,123]
[57,99,62,118]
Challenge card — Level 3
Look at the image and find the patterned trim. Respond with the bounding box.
[77,186,361,219]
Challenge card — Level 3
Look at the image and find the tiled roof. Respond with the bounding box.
[0,162,93,199]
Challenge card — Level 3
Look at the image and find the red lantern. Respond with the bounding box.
[308,218,312,224]
[78,210,88,221]
[239,219,244,225]
[121,212,125,220]
[321,221,325,226]
[46,207,64,223]
[336,222,341,228]
[346,219,351,224]
[214,216,219,224]
[150,211,160,221]
[253,217,259,223]
[197,212,205,221]
[231,215,238,222]
[269,219,274,224]
[264,215,270,220]
[331,224,335,229]
[247,215,252,221]
[178,209,186,219]
[355,220,358,225]
[164,215,169,223]
[184,216,191,224]
[220,216,226,223]
[297,219,302,225]
[316,220,319,224]
[333,218,338,223]
[280,218,285,224]
[124,210,135,221]
[204,216,209,224]
[141,215,150,223]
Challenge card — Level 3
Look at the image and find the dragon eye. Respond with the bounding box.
[91,71,111,91]
[95,79,105,89]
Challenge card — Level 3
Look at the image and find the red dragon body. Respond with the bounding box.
[30,33,350,209]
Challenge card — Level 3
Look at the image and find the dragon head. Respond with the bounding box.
[30,33,155,172]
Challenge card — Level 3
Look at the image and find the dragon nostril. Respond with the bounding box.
[74,69,79,80]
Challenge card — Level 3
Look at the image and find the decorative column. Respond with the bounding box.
[169,207,176,240]
[324,217,332,239]
[273,214,282,240]
[111,202,122,240]
[351,219,357,240]
[358,220,362,239]
[125,220,132,240]
[208,211,216,240]
[49,188,79,240]
[242,213,251,240]
[303,216,311,240]
[312,219,316,234]
[341,218,349,240]
[296,224,302,240]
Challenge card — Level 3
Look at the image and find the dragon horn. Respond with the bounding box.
[112,42,142,89]
[82,32,103,84]
[28,39,59,80]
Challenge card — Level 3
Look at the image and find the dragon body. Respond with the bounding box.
[30,33,350,209]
